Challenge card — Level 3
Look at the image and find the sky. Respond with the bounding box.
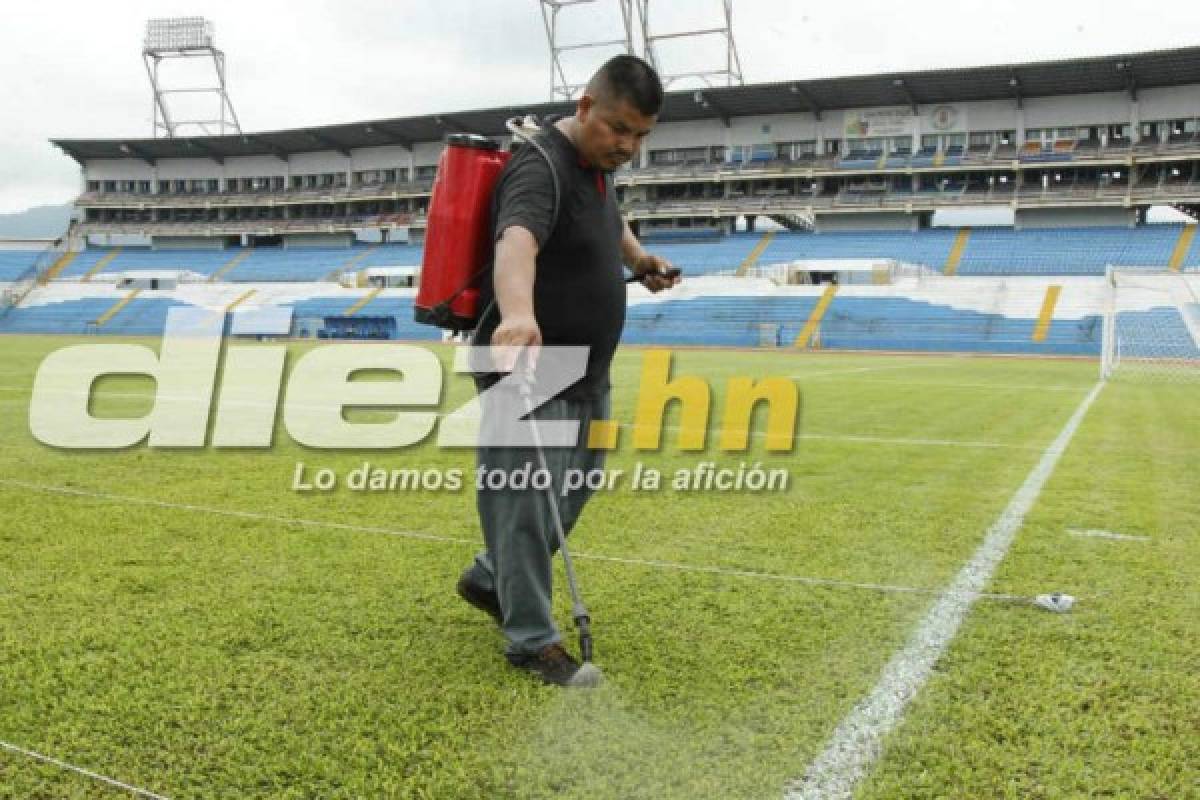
[2,0,1200,213]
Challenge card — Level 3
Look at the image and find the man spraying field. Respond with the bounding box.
[456,55,680,687]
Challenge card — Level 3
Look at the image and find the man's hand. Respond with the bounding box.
[631,253,681,293]
[491,312,541,372]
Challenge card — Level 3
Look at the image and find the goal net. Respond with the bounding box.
[1101,268,1200,382]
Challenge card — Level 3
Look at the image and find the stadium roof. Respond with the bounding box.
[52,44,1200,164]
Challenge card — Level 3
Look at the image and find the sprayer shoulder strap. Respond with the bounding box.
[523,129,563,240]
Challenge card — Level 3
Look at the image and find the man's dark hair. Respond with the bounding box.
[587,55,664,116]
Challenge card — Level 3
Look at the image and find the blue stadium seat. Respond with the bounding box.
[0,296,195,335]
[1115,307,1200,358]
[622,294,1101,355]
[53,242,426,282]
[956,225,1190,275]
[632,233,768,276]
[0,250,44,281]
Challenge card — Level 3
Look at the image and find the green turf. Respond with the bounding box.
[0,335,1193,798]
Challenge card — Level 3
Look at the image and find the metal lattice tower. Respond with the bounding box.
[143,17,242,138]
[539,1,743,100]
[539,1,636,101]
[636,0,743,90]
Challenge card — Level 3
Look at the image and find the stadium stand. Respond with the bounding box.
[10,273,1195,362]
[53,243,424,283]
[762,230,960,270]
[0,295,192,335]
[622,278,1105,354]
[18,45,1200,368]
[955,224,1198,275]
[1115,307,1200,358]
[36,225,1200,295]
[636,225,1200,277]
[0,250,44,281]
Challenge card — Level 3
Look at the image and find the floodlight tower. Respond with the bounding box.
[539,0,636,101]
[143,17,243,138]
[636,0,743,89]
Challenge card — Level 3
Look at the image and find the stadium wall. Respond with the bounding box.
[813,213,917,233]
[1015,208,1137,229]
[153,237,226,250]
[1138,84,1200,119]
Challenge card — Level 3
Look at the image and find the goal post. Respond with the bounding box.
[1101,266,1200,382]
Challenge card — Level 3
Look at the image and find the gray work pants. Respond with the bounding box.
[465,387,609,656]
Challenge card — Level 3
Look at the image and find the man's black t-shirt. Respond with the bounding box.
[472,119,626,398]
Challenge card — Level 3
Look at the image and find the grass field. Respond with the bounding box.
[0,334,1196,799]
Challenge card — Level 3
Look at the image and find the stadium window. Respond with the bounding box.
[103,180,117,192]
[87,180,100,192]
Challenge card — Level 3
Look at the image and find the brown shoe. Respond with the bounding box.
[506,643,604,688]
[456,571,502,625]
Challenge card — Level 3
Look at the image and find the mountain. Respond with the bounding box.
[0,204,73,239]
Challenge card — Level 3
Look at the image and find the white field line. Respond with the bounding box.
[1067,528,1151,542]
[784,380,1104,800]
[0,478,1025,603]
[0,740,171,800]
